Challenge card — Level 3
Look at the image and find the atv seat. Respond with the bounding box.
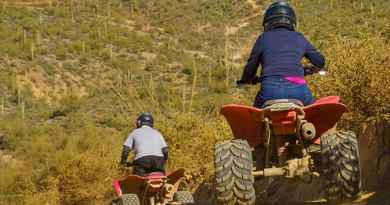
[263,99,304,107]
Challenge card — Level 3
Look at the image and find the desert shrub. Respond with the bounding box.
[1,0,390,204]
[305,34,390,130]
[49,94,84,119]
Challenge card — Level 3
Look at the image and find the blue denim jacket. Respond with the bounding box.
[241,28,325,82]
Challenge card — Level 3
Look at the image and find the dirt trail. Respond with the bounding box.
[6,0,52,7]
[224,14,260,37]
[251,183,390,205]
[247,0,259,10]
[225,0,261,37]
[194,185,389,205]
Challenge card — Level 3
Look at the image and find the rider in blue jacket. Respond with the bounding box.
[238,0,325,108]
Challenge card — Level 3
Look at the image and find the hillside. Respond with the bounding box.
[0,0,389,204]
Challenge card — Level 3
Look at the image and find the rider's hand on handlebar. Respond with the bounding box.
[304,65,327,76]
[119,161,133,169]
[125,162,133,167]
[250,76,260,84]
[236,79,246,85]
[119,162,133,174]
[236,76,260,86]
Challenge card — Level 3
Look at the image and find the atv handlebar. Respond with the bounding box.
[119,162,133,172]
[120,162,133,167]
[236,66,327,86]
[304,65,328,76]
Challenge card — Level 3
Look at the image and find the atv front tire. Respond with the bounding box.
[321,131,361,202]
[214,139,255,205]
[174,191,195,204]
[119,194,140,205]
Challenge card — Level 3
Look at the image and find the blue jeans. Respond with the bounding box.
[253,76,314,108]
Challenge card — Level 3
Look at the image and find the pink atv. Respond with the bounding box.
[112,169,194,205]
[214,95,361,204]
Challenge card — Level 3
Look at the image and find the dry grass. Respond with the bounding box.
[5,0,52,7]
[0,0,389,204]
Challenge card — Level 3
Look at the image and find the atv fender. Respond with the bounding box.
[221,96,347,147]
[112,168,186,197]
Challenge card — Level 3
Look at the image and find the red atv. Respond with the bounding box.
[214,76,361,204]
[112,169,194,205]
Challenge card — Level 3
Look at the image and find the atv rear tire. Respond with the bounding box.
[174,191,195,204]
[214,139,255,205]
[321,131,361,202]
[119,194,140,205]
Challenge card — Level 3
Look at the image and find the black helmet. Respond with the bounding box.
[136,112,154,128]
[263,0,296,31]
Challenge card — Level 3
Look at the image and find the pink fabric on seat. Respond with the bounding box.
[284,76,306,84]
